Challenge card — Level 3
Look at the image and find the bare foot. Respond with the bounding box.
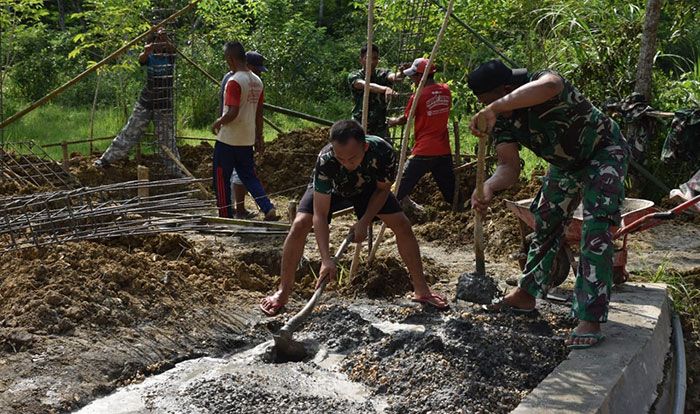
[502,287,536,309]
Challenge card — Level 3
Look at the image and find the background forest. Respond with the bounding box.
[1,0,699,194]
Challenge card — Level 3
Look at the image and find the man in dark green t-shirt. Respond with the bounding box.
[260,120,448,316]
[467,60,630,350]
[348,44,403,140]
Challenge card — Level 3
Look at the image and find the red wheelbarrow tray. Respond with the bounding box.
[505,198,656,282]
[504,198,656,246]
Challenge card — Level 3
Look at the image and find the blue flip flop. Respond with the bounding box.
[567,332,605,349]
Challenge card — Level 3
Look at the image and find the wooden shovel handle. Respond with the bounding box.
[474,116,487,276]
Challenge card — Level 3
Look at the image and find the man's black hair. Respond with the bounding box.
[360,44,380,57]
[329,120,366,144]
[224,41,246,61]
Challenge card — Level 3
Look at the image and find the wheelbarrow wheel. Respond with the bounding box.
[517,232,571,289]
[550,246,571,288]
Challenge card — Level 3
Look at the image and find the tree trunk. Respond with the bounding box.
[55,0,66,31]
[318,0,324,26]
[634,0,663,100]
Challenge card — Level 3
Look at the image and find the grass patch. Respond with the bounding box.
[637,265,700,335]
[4,102,547,179]
[2,103,327,160]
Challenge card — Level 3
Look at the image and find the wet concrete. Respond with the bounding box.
[76,299,573,414]
[76,342,384,414]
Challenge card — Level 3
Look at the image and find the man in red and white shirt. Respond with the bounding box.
[212,41,278,220]
[388,57,455,206]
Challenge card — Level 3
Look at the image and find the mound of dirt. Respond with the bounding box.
[256,127,329,198]
[0,234,274,339]
[412,172,542,259]
[408,167,477,207]
[342,254,442,298]
[68,142,215,188]
[65,128,328,198]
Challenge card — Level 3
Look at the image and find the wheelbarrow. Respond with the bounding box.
[504,194,700,289]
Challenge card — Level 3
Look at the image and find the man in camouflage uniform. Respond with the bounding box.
[663,109,700,211]
[467,60,629,349]
[348,44,403,140]
[95,28,182,177]
[260,120,448,316]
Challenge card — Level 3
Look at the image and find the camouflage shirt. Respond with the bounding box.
[348,69,392,138]
[662,109,700,164]
[492,70,623,170]
[313,135,396,198]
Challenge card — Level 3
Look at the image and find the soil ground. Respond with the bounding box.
[1,129,699,413]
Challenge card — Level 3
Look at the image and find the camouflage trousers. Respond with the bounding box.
[100,101,181,176]
[519,137,629,323]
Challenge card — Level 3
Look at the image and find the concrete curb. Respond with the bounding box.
[513,282,671,414]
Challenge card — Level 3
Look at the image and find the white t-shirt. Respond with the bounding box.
[217,70,264,146]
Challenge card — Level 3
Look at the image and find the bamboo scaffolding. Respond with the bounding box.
[0,1,200,131]
[368,0,455,263]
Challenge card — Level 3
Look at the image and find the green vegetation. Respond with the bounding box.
[1,0,698,183]
[634,264,700,376]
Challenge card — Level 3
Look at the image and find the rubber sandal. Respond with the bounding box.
[259,297,286,317]
[481,299,536,314]
[412,293,450,310]
[566,332,605,349]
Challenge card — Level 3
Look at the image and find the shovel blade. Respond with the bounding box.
[271,331,308,363]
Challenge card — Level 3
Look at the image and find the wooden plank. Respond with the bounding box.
[137,165,149,198]
[203,216,291,230]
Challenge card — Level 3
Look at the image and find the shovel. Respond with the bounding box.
[270,231,354,362]
[455,116,497,304]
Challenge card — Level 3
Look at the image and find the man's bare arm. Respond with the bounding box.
[471,142,521,212]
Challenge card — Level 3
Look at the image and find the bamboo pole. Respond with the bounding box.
[452,120,461,211]
[159,143,210,196]
[0,0,200,130]
[368,0,455,263]
[349,0,376,280]
[89,75,100,154]
[473,117,487,276]
[203,215,291,230]
[61,141,69,167]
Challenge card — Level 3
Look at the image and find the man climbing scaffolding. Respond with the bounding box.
[95,28,182,177]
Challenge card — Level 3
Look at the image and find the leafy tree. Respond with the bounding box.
[0,0,48,132]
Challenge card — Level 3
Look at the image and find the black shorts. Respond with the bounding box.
[297,185,402,223]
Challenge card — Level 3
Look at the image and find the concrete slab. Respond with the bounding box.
[513,282,671,414]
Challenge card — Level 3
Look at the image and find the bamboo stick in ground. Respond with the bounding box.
[452,120,461,212]
[159,144,210,196]
[368,0,455,263]
[473,117,487,276]
[137,165,149,198]
[349,0,376,279]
